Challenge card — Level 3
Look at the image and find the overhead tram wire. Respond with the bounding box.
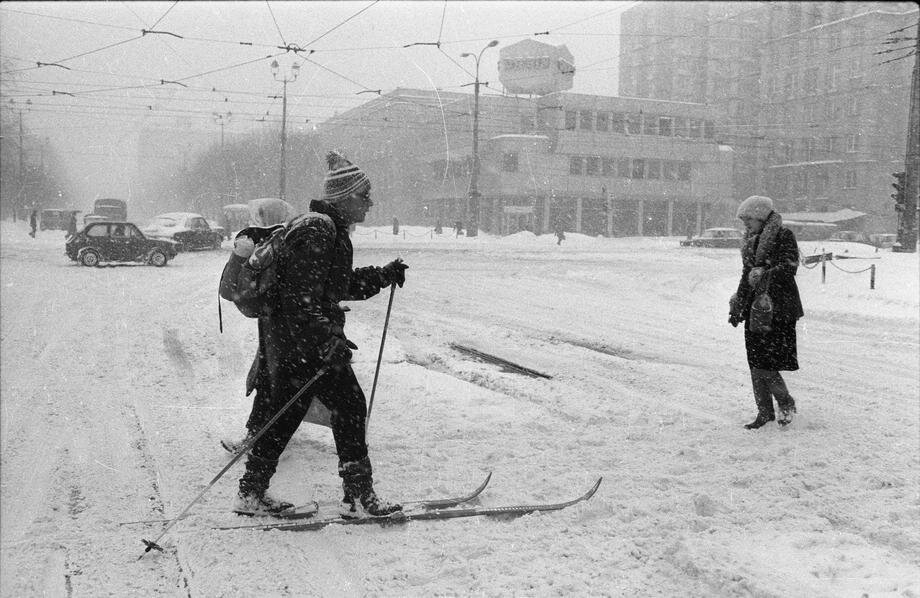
[148,0,179,30]
[0,6,139,31]
[302,0,380,47]
[265,1,287,46]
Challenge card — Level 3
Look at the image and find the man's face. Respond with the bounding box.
[339,185,373,224]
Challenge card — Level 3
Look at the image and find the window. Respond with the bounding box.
[579,110,593,130]
[617,158,631,178]
[704,121,715,139]
[585,156,600,176]
[662,160,676,180]
[610,112,625,133]
[688,119,702,138]
[602,159,615,176]
[502,152,519,172]
[803,67,819,94]
[564,111,577,130]
[845,96,859,117]
[844,170,857,189]
[829,32,841,51]
[595,112,609,132]
[673,116,686,137]
[569,156,584,175]
[87,224,108,237]
[677,161,691,181]
[805,138,818,161]
[814,166,829,195]
[626,114,641,135]
[783,72,795,97]
[804,103,817,125]
[632,158,646,179]
[658,117,673,136]
[646,159,661,179]
[642,115,658,135]
[846,133,859,153]
[824,136,837,155]
[521,115,536,132]
[827,64,840,90]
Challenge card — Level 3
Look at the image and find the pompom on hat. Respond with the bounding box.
[736,195,774,221]
[322,150,369,202]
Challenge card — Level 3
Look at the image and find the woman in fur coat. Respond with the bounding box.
[729,195,804,429]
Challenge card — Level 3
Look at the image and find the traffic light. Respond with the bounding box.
[892,171,906,212]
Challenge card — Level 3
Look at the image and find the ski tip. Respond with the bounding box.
[584,477,603,500]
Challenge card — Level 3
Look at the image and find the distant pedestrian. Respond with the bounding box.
[434,219,442,235]
[29,210,37,238]
[454,220,463,237]
[728,195,804,429]
[66,212,77,237]
[554,220,566,245]
[392,216,400,235]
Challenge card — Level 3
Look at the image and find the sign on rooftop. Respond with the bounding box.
[498,40,574,96]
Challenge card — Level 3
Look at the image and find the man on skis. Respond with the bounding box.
[233,151,408,519]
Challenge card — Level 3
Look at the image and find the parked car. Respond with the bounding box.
[65,221,177,267]
[142,212,223,251]
[869,233,898,249]
[680,227,744,248]
[828,230,871,244]
[206,219,230,241]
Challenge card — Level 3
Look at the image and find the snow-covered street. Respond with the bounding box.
[1,220,918,597]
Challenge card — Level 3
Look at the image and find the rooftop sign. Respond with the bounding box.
[498,40,574,96]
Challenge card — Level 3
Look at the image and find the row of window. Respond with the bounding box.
[767,167,860,197]
[769,133,860,164]
[568,155,692,181]
[563,110,716,139]
[765,60,864,100]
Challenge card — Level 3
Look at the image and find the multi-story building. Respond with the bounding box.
[305,87,733,236]
[619,1,917,233]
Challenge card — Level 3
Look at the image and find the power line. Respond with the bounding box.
[265,1,287,46]
[302,0,379,48]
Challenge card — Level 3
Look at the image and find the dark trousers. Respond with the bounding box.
[240,358,370,495]
[750,367,795,418]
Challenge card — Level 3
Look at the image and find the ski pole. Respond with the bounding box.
[138,365,329,559]
[366,283,396,425]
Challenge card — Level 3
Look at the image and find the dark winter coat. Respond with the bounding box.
[263,200,393,381]
[730,211,804,371]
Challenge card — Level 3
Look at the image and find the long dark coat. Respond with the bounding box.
[731,212,804,371]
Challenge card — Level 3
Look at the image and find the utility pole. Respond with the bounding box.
[214,112,232,205]
[271,60,300,201]
[896,13,919,253]
[461,40,498,237]
[18,108,24,221]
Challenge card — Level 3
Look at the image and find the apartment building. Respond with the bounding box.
[619,1,917,232]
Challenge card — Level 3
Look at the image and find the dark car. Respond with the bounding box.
[142,212,224,251]
[65,221,177,267]
[680,227,744,248]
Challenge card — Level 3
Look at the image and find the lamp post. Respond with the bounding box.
[213,111,232,204]
[271,60,300,200]
[461,40,498,237]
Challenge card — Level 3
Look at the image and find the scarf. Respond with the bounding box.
[741,211,783,269]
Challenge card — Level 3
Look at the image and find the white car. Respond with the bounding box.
[143,212,223,251]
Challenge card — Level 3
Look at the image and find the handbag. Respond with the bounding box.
[748,270,774,333]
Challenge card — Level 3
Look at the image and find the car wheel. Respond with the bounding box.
[80,249,100,267]
[149,249,168,267]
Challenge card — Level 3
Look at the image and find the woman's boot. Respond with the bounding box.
[338,457,402,518]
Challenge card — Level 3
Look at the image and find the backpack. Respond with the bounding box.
[218,224,287,328]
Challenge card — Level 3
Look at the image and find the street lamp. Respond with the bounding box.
[460,40,498,237]
[213,111,233,203]
[270,60,300,200]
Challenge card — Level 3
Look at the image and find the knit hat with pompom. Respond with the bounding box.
[322,151,369,202]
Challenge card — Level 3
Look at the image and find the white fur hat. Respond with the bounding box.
[736,195,774,221]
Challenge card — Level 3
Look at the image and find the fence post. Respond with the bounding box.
[821,248,826,284]
[374,230,377,239]
[403,230,406,239]
[870,264,876,290]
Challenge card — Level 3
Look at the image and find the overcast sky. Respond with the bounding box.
[1,0,634,208]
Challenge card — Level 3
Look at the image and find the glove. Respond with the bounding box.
[233,235,255,258]
[320,335,358,364]
[747,267,765,287]
[728,293,743,327]
[382,258,408,288]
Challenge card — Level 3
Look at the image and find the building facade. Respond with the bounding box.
[307,88,733,236]
[619,1,917,233]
